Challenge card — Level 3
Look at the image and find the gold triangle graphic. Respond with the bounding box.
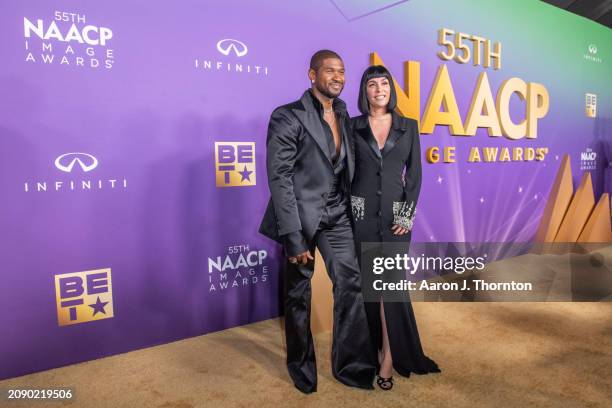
[536,155,611,243]
[578,193,612,242]
[554,172,595,242]
[535,155,573,242]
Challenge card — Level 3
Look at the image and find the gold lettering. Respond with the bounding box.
[422,64,465,135]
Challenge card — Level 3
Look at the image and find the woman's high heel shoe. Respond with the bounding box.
[376,375,394,390]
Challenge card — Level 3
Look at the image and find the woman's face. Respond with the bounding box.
[366,76,391,111]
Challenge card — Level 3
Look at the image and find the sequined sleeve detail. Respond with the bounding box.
[392,201,416,230]
[351,195,365,221]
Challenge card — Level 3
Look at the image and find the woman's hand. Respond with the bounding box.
[391,224,410,235]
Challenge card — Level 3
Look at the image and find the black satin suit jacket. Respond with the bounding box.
[259,90,355,248]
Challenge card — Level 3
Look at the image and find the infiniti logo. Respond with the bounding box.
[23,153,127,193]
[54,152,99,173]
[194,37,268,77]
[588,44,597,54]
[216,39,248,57]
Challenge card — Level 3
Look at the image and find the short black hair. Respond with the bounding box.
[310,49,342,71]
[358,65,397,115]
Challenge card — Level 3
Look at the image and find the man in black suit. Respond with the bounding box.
[259,50,375,393]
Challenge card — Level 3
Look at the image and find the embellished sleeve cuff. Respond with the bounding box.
[392,201,416,230]
[351,195,365,221]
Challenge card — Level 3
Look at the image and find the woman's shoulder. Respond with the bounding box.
[393,111,418,131]
[350,114,368,129]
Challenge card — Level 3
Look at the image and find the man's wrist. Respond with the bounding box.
[282,231,308,258]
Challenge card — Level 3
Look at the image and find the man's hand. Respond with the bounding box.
[288,250,314,265]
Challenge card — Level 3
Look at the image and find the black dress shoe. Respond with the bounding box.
[294,382,316,394]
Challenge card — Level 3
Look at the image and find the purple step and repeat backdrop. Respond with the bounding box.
[0,0,610,379]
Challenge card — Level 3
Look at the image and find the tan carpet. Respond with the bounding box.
[1,303,611,408]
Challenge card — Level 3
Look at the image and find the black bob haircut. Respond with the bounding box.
[310,49,343,71]
[358,65,397,115]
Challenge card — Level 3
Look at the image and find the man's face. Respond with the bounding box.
[310,58,345,99]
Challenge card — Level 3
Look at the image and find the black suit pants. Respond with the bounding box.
[283,203,375,393]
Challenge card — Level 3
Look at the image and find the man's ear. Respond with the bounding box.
[308,68,316,83]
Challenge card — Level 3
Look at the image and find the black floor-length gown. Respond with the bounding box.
[350,111,440,378]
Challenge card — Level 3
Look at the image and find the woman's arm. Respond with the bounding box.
[392,119,422,233]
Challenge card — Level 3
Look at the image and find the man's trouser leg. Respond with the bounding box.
[284,254,317,393]
[316,212,376,389]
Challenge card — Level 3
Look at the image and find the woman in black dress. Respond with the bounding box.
[351,65,440,390]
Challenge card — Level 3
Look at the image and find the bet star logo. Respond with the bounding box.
[54,268,114,326]
[585,93,597,118]
[215,142,256,187]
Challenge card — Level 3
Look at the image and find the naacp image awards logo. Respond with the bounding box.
[23,10,114,69]
[207,245,269,293]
